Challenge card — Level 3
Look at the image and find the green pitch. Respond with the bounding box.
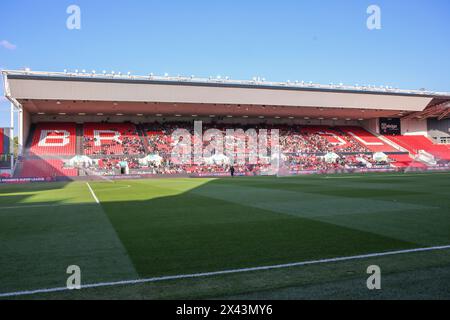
[1,172,450,299]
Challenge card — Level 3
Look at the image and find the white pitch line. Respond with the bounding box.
[86,182,100,204]
[0,203,96,211]
[1,244,450,298]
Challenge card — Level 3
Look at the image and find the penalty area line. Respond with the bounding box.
[86,182,100,204]
[1,244,450,298]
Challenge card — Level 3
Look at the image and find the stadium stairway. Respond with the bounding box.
[12,159,23,177]
[137,124,151,154]
[76,124,83,155]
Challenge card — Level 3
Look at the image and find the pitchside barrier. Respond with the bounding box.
[2,166,450,184]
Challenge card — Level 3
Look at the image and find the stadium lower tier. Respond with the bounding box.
[14,152,449,178]
[13,121,450,178]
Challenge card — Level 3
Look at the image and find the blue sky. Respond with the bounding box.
[1,0,450,128]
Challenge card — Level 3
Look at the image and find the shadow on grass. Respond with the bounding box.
[94,177,419,279]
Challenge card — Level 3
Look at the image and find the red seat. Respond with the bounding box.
[19,159,78,178]
[340,126,398,152]
[385,135,450,160]
[388,154,427,168]
[83,123,144,156]
[29,123,76,156]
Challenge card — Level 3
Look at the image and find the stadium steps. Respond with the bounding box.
[137,124,151,154]
[12,159,24,177]
[76,124,83,155]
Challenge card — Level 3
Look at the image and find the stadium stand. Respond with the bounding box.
[29,123,77,156]
[16,121,448,178]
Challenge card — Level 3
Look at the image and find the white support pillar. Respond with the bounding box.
[10,103,15,171]
[18,107,23,156]
[10,102,14,134]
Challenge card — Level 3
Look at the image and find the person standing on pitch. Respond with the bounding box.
[230,166,235,177]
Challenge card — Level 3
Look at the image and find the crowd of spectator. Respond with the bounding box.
[83,125,146,156]
[143,122,371,156]
[78,122,394,176]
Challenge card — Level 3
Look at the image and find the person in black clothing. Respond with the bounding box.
[230,166,235,177]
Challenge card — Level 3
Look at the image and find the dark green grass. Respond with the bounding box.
[101,185,414,277]
[1,172,450,299]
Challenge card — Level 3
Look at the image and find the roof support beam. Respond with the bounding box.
[437,108,450,120]
[402,101,450,120]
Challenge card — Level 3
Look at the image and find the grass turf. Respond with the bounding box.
[0,172,450,299]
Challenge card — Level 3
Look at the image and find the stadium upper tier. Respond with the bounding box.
[12,122,449,178]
